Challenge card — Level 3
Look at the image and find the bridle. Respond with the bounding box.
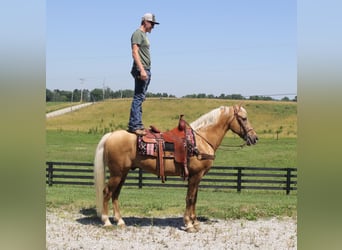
[215,107,252,151]
[233,106,254,138]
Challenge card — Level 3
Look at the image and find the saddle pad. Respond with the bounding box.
[137,136,157,156]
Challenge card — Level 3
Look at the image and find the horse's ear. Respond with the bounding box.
[233,102,243,110]
[233,102,244,114]
[233,104,239,114]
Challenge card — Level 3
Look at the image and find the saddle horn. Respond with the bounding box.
[178,114,186,131]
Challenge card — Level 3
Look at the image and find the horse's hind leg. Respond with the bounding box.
[101,176,123,227]
[111,173,128,227]
[102,184,113,226]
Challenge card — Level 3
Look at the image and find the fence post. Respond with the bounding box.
[138,168,143,189]
[237,168,242,192]
[286,168,291,195]
[47,162,53,186]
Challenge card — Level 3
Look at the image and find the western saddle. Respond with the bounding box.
[140,115,195,182]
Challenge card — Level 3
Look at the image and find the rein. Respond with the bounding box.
[217,142,246,152]
[191,127,216,151]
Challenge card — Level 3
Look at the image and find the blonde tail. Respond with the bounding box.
[94,132,111,217]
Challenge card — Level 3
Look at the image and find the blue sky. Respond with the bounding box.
[47,1,297,98]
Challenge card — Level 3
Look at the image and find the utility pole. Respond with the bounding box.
[80,78,84,102]
[102,78,106,101]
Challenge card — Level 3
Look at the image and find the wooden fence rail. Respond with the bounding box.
[46,161,297,195]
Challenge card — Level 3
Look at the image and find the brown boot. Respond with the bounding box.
[133,129,147,136]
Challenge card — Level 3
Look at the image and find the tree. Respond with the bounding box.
[60,90,72,101]
[182,94,197,98]
[231,94,245,100]
[249,95,273,101]
[72,89,81,102]
[46,89,53,102]
[218,93,226,99]
[90,88,104,101]
[121,89,134,98]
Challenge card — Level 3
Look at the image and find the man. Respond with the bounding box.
[128,13,159,136]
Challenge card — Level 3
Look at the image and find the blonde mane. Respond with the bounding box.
[190,106,229,130]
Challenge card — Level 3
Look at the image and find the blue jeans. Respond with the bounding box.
[128,69,151,131]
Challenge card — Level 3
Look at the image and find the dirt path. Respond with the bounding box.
[46,102,94,118]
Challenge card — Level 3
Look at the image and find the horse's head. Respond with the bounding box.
[229,105,258,146]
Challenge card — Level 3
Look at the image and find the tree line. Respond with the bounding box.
[46,88,296,102]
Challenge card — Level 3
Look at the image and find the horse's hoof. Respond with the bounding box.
[117,218,126,228]
[193,223,200,231]
[187,227,198,233]
[103,222,113,227]
[117,221,126,228]
[101,215,112,227]
[182,225,198,233]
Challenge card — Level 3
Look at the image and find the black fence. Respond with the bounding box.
[46,161,297,195]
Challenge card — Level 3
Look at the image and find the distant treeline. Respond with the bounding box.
[46,88,297,102]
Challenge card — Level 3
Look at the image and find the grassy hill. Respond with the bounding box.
[46,98,297,139]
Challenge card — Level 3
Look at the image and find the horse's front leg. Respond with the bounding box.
[191,188,201,230]
[184,172,203,232]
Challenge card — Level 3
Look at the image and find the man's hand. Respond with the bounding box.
[132,44,148,80]
[139,69,148,80]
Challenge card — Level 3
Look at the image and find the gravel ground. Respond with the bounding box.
[46,209,296,250]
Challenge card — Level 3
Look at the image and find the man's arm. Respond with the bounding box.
[132,44,148,80]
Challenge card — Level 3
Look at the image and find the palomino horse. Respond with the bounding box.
[94,105,258,232]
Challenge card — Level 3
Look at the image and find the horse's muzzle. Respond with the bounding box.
[246,132,258,146]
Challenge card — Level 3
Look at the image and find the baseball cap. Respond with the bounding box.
[142,13,160,25]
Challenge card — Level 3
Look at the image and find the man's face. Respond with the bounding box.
[145,21,155,33]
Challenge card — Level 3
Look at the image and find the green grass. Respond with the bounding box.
[46,130,296,167]
[46,131,101,162]
[46,185,296,220]
[215,135,297,167]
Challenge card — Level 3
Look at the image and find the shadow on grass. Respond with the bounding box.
[76,207,210,229]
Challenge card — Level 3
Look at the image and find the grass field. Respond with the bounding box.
[46,186,296,220]
[46,98,297,138]
[46,130,296,167]
[46,99,297,220]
